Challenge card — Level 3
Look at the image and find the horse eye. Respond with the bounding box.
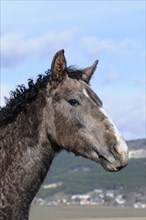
[68,99,80,106]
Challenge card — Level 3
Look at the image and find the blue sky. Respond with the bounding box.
[0,1,145,140]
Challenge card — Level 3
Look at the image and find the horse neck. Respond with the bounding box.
[0,98,57,219]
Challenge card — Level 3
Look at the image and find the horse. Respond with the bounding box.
[0,49,128,220]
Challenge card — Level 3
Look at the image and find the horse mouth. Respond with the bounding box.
[98,155,124,172]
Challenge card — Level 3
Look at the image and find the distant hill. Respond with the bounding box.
[127,138,145,150]
[127,139,146,158]
[36,139,145,199]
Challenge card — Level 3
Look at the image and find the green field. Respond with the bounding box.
[30,206,145,220]
[37,156,145,198]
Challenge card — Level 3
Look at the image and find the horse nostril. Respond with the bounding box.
[113,142,128,156]
[112,143,121,155]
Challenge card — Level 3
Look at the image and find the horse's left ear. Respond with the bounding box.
[82,60,99,83]
[51,49,67,81]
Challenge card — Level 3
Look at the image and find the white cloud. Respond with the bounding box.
[102,70,121,85]
[81,36,140,58]
[0,84,12,106]
[133,76,146,87]
[1,34,28,67]
[1,29,76,68]
[103,95,145,140]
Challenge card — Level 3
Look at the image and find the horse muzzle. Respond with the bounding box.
[99,139,129,172]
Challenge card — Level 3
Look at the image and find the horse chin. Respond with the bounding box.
[89,148,118,172]
[100,159,118,172]
[99,155,126,172]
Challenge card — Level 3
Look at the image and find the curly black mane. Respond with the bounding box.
[0,67,83,127]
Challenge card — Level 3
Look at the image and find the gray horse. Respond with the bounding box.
[0,50,128,220]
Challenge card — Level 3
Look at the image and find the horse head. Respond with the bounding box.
[44,49,128,172]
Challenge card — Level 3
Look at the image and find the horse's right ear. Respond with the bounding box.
[51,49,67,82]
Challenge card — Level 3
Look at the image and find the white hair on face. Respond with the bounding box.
[83,88,90,98]
[100,107,128,154]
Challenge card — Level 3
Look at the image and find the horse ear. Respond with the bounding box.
[82,60,99,83]
[51,49,67,81]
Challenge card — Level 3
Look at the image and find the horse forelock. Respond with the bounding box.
[0,67,84,127]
